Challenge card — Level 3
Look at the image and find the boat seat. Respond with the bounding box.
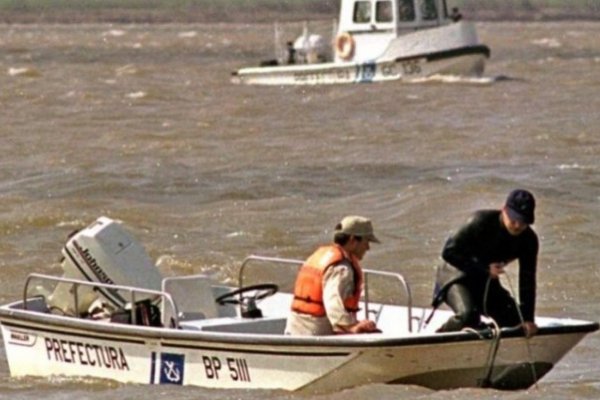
[161,275,222,322]
[181,316,287,334]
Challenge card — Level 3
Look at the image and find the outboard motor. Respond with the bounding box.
[47,217,163,316]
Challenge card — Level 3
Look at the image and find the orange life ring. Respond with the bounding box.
[335,32,355,61]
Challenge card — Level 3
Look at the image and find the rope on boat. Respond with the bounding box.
[480,317,501,387]
[424,268,539,388]
[479,274,539,389]
[480,277,502,388]
[504,273,539,389]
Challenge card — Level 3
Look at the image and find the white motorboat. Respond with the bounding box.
[0,217,596,392]
[231,0,490,85]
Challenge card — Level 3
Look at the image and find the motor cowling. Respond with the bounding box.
[47,216,163,315]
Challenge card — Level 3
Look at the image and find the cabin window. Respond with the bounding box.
[376,1,393,23]
[398,0,415,21]
[353,1,372,23]
[420,0,438,20]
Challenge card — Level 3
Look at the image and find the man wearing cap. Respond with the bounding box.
[285,216,381,336]
[435,189,539,337]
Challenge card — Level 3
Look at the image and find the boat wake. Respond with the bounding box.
[406,74,517,85]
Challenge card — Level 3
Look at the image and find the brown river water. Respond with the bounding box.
[0,20,599,399]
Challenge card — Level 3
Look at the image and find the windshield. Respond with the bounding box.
[398,0,415,21]
[420,0,438,20]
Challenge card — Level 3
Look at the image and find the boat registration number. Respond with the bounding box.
[202,355,251,382]
[381,59,423,77]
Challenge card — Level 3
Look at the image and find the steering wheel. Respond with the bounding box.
[215,283,279,306]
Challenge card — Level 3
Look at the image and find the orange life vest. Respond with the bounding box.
[291,244,363,317]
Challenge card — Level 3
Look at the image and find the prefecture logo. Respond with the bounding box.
[160,353,185,384]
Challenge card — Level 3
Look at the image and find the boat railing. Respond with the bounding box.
[362,268,413,332]
[238,255,414,332]
[23,273,180,328]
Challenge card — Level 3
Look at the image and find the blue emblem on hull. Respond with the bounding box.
[159,353,185,385]
[356,62,377,83]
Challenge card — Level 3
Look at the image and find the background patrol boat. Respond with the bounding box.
[0,217,596,392]
[231,0,490,85]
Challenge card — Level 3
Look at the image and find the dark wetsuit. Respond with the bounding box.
[437,210,538,331]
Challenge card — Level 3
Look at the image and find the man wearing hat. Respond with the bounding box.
[435,189,539,337]
[285,216,381,336]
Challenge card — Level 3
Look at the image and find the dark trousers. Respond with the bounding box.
[438,277,521,332]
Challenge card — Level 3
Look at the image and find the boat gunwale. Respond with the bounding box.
[1,300,597,350]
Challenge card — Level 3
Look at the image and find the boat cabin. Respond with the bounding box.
[335,0,456,62]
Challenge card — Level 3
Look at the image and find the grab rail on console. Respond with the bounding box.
[237,255,414,332]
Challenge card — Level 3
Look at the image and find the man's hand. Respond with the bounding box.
[336,320,381,334]
[352,319,379,333]
[522,321,538,338]
[489,262,505,279]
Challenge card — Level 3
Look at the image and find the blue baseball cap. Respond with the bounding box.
[505,189,535,224]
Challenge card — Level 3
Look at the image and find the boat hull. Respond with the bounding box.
[1,304,596,392]
[232,45,489,86]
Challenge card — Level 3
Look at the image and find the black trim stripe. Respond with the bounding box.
[150,351,156,384]
[395,44,491,63]
[427,44,491,60]
[158,341,350,357]
[1,320,146,345]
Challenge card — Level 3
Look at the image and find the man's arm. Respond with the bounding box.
[442,212,491,277]
[322,265,378,334]
[518,231,539,323]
